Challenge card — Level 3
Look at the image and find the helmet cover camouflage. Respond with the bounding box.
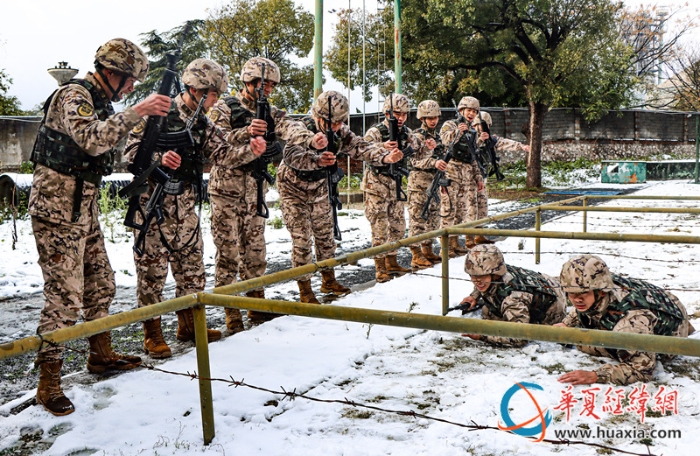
[240,57,281,84]
[94,38,149,82]
[312,90,349,123]
[472,111,492,127]
[182,59,228,93]
[417,100,441,119]
[383,93,411,114]
[559,254,615,293]
[464,245,507,276]
[457,96,480,112]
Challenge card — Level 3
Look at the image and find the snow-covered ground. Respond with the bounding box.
[1,179,699,455]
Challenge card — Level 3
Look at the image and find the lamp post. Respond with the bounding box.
[47,61,78,85]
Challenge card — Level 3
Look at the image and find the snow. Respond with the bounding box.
[1,179,700,455]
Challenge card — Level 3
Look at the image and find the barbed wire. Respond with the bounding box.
[141,364,659,456]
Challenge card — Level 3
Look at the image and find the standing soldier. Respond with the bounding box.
[207,57,326,330]
[278,91,403,303]
[439,96,485,257]
[126,59,236,359]
[556,255,695,385]
[471,111,529,245]
[363,93,422,283]
[459,245,566,347]
[29,38,172,416]
[409,100,448,269]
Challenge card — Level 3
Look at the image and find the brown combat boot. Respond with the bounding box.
[143,318,172,359]
[36,360,74,416]
[465,235,477,249]
[175,309,222,343]
[410,246,433,270]
[374,258,391,283]
[385,255,411,275]
[449,236,469,257]
[225,308,245,334]
[320,269,351,296]
[86,332,142,373]
[246,290,282,325]
[421,242,442,264]
[474,235,494,245]
[298,280,321,304]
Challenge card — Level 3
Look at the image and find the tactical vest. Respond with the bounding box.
[416,127,445,160]
[451,125,478,163]
[286,116,341,181]
[31,79,117,185]
[369,123,409,175]
[482,264,559,324]
[160,103,209,184]
[224,95,281,160]
[578,275,685,336]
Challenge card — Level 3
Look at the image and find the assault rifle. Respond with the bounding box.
[325,96,344,241]
[387,94,414,201]
[420,133,459,221]
[478,111,505,181]
[119,22,190,255]
[447,298,485,314]
[252,63,282,219]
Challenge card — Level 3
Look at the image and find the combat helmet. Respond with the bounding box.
[312,91,350,123]
[94,38,149,82]
[240,57,281,84]
[383,93,411,114]
[457,96,480,112]
[182,59,228,93]
[465,245,507,276]
[417,100,441,119]
[472,111,492,127]
[559,254,615,293]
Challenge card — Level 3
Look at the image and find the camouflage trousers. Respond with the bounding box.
[477,182,488,221]
[278,165,336,282]
[210,187,267,290]
[362,170,405,258]
[407,169,440,243]
[32,210,115,362]
[134,186,205,308]
[439,161,479,228]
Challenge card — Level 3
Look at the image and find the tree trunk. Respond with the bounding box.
[526,100,548,189]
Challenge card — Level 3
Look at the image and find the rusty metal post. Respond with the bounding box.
[192,303,215,445]
[441,233,449,315]
[535,208,541,264]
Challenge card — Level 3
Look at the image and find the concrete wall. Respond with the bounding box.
[2,109,699,172]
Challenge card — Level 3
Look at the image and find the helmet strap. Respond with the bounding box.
[96,67,127,102]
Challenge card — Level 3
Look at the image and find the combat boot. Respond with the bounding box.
[385,255,411,275]
[410,246,433,270]
[320,269,351,296]
[86,332,142,373]
[465,235,477,249]
[374,258,391,283]
[36,360,74,416]
[298,280,321,304]
[143,318,172,359]
[474,235,494,245]
[225,308,245,334]
[175,309,222,343]
[421,242,442,264]
[449,236,469,257]
[246,290,282,325]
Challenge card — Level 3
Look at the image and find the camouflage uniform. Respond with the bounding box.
[207,57,314,320]
[410,126,443,239]
[29,70,143,362]
[363,99,422,260]
[560,255,694,385]
[465,246,566,347]
[280,118,388,280]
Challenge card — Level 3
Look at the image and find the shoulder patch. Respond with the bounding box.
[77,102,94,117]
[132,119,146,135]
[209,109,221,122]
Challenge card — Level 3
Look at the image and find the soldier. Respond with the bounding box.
[471,111,529,245]
[363,93,423,283]
[278,91,403,303]
[126,58,238,359]
[439,96,486,257]
[408,100,448,269]
[29,38,172,416]
[459,245,566,347]
[207,57,326,329]
[556,255,695,385]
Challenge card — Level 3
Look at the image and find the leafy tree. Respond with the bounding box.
[0,69,23,115]
[124,20,208,105]
[201,0,315,113]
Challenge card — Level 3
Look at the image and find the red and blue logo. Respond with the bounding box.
[498,382,552,442]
